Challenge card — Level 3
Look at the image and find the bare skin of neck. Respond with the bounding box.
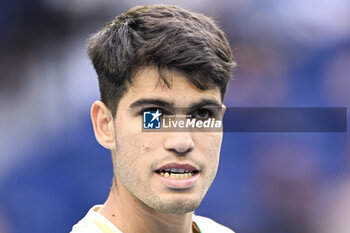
[98,179,195,233]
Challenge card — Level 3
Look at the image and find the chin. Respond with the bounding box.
[149,198,202,214]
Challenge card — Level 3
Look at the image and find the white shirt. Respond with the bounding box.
[71,205,235,233]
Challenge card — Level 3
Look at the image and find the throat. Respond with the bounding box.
[98,183,195,233]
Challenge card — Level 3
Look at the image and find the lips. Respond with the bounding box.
[155,163,199,176]
[154,163,200,189]
[156,163,198,172]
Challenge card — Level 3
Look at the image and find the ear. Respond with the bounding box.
[90,101,116,150]
[221,104,226,118]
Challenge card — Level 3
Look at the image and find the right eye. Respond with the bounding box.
[189,108,215,119]
[139,107,159,115]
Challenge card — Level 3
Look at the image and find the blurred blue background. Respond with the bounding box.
[0,0,349,233]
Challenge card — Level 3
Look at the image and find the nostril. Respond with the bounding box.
[164,135,194,155]
[168,147,193,156]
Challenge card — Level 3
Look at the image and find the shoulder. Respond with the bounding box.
[70,205,122,233]
[70,207,102,233]
[70,216,101,233]
[71,224,100,233]
[193,215,235,233]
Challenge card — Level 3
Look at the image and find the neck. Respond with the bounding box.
[98,179,194,233]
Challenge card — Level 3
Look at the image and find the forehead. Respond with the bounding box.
[123,67,221,106]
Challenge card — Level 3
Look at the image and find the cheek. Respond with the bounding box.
[134,134,157,155]
[199,133,222,168]
[200,133,222,154]
[116,114,156,153]
[115,133,160,186]
[116,128,157,164]
[139,136,153,153]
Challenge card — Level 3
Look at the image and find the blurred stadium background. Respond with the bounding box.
[0,0,349,232]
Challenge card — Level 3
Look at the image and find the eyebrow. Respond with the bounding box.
[129,98,174,109]
[188,99,222,110]
[129,98,222,110]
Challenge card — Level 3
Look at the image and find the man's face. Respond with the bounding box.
[112,67,224,214]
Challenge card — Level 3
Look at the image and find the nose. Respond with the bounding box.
[164,133,194,155]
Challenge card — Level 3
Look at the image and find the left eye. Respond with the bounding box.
[190,109,212,119]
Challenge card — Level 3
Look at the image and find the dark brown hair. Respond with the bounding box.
[87,5,235,116]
